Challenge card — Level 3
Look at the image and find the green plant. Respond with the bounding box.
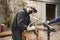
[5,15,12,28]
[17,0,27,8]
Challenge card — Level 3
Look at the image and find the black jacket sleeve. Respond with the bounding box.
[48,16,60,25]
[17,11,27,31]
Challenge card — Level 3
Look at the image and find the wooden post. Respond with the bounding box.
[35,20,38,40]
[22,32,30,40]
[36,28,38,40]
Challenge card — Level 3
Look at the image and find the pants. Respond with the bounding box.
[12,29,22,40]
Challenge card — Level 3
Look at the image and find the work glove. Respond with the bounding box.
[27,26,35,30]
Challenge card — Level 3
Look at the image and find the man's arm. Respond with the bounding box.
[48,16,60,25]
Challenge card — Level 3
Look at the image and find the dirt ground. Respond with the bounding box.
[0,24,60,40]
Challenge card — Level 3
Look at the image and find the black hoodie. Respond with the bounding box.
[11,8,31,32]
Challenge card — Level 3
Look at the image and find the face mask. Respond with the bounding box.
[27,7,37,14]
[33,8,37,13]
[28,11,33,14]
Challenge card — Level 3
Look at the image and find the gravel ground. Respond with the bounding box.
[0,24,60,40]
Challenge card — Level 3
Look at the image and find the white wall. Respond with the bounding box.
[26,1,46,23]
[56,4,60,17]
[37,0,60,4]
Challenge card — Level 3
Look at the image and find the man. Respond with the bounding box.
[11,5,37,40]
[43,16,60,29]
[48,16,60,25]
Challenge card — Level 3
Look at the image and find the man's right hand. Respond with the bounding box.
[27,26,35,30]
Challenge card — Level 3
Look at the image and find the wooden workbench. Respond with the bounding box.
[0,30,12,37]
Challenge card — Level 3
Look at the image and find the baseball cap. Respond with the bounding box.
[27,4,37,13]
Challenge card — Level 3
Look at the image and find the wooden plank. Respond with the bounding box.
[0,30,12,37]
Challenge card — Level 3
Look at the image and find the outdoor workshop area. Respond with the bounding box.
[0,0,60,40]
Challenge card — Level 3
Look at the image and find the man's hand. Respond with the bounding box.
[27,26,35,30]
